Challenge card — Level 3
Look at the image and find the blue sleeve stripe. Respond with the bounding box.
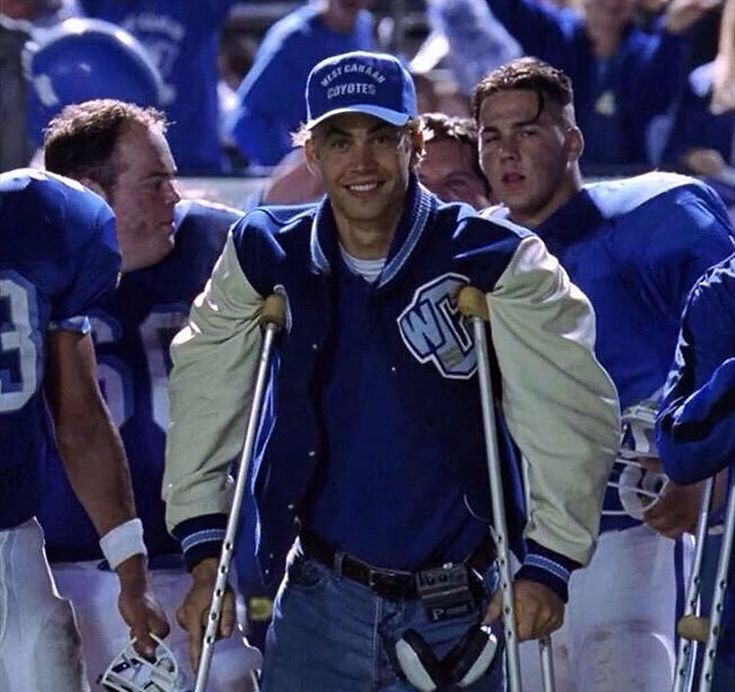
[524,553,571,584]
[181,528,227,553]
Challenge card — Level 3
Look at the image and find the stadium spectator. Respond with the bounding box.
[475,56,735,691]
[482,0,716,170]
[661,0,734,189]
[226,0,376,168]
[24,18,164,151]
[78,0,241,174]
[0,14,32,171]
[423,0,521,95]
[0,0,79,171]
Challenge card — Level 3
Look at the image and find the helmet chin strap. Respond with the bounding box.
[98,634,190,692]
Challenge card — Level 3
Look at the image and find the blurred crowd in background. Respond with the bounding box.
[1,0,732,197]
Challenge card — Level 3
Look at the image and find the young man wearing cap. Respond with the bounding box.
[163,50,620,690]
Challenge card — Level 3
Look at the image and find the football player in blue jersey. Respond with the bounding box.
[656,253,735,691]
[474,56,735,691]
[0,168,168,692]
[38,99,260,690]
[163,50,621,691]
[656,253,735,496]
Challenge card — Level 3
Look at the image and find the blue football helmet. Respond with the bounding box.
[23,17,164,144]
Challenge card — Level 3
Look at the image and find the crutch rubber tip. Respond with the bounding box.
[260,293,287,329]
[457,286,490,321]
[677,614,709,642]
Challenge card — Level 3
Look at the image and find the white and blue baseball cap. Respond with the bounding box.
[305,51,417,129]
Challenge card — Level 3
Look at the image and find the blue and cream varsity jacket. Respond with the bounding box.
[164,176,620,599]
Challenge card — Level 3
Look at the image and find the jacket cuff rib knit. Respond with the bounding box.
[173,513,228,571]
[515,540,581,603]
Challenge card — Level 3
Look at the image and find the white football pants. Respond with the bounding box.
[0,518,90,692]
[53,559,263,691]
[520,524,692,692]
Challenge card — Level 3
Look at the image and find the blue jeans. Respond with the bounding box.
[260,542,505,691]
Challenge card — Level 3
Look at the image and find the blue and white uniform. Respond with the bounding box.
[164,176,620,689]
[1,169,120,530]
[0,168,120,692]
[657,253,735,483]
[39,199,239,561]
[36,200,260,690]
[657,253,735,682]
[487,172,735,691]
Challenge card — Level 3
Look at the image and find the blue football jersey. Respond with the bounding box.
[533,174,734,530]
[1,169,120,529]
[487,173,734,531]
[38,199,241,561]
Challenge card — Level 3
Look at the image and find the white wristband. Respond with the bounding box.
[99,518,147,570]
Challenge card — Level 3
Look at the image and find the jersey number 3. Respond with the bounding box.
[1,273,42,413]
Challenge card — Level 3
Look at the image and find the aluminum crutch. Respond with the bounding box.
[194,292,286,692]
[458,286,556,692]
[677,470,735,692]
[538,634,557,692]
[673,475,715,692]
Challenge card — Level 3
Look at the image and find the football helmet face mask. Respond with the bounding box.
[98,635,190,692]
[23,17,164,145]
[606,398,670,520]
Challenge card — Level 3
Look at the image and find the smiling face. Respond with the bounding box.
[108,122,180,271]
[305,112,421,258]
[478,89,583,228]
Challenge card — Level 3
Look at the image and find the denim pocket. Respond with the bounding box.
[286,555,331,592]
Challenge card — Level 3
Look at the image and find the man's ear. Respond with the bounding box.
[409,126,425,168]
[565,127,584,163]
[80,177,110,203]
[303,140,321,177]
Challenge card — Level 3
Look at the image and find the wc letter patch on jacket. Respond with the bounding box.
[397,273,477,380]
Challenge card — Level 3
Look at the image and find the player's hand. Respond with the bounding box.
[176,557,236,674]
[640,457,702,538]
[483,579,564,641]
[116,554,169,659]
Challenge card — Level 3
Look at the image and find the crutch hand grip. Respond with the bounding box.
[458,286,489,322]
[678,614,709,642]
[260,292,287,329]
[194,291,284,692]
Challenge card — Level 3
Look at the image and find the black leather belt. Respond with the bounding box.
[298,529,496,601]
